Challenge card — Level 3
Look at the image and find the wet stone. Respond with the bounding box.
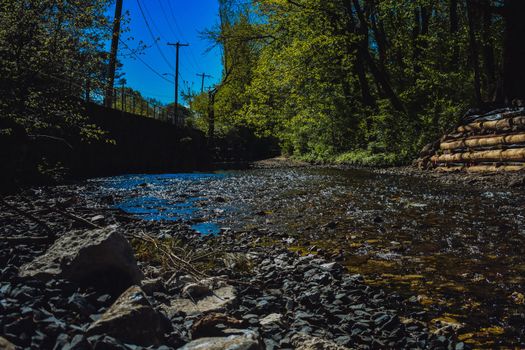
[87,286,171,346]
[166,285,237,316]
[18,227,143,293]
[260,313,283,326]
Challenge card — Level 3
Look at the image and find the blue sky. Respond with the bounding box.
[114,0,223,104]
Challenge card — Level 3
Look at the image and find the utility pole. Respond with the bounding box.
[167,42,189,124]
[104,0,123,108]
[196,73,212,93]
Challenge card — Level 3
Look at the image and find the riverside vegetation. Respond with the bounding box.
[3,0,525,182]
[188,0,524,166]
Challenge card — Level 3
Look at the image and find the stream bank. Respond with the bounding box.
[0,191,455,350]
[2,164,524,348]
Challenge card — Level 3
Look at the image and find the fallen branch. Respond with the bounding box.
[432,148,525,163]
[440,133,525,151]
[51,207,101,229]
[27,134,73,150]
[131,232,208,279]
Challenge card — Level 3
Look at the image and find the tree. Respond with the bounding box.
[0,0,116,185]
[0,0,113,138]
[204,0,514,165]
[502,0,525,103]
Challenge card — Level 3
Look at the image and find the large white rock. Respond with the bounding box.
[165,285,237,316]
[0,337,16,350]
[178,329,262,350]
[19,227,143,291]
[87,286,170,346]
[292,333,351,350]
[260,313,283,326]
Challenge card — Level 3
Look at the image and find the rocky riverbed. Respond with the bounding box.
[373,166,525,190]
[0,182,464,349]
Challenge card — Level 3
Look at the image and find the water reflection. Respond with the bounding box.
[97,173,227,235]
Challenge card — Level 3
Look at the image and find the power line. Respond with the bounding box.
[136,0,175,71]
[154,0,193,74]
[119,38,174,84]
[98,20,174,85]
[156,0,179,39]
[163,0,203,72]
[140,0,166,41]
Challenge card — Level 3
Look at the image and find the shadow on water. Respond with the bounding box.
[92,167,525,347]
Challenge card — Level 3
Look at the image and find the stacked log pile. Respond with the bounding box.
[417,108,525,172]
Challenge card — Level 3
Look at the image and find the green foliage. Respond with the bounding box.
[0,0,113,137]
[188,92,212,133]
[203,0,504,165]
[334,150,409,167]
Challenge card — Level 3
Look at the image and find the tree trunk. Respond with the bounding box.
[354,49,376,109]
[104,0,123,108]
[370,4,388,72]
[466,0,483,106]
[412,4,430,74]
[503,0,525,103]
[352,0,404,112]
[412,7,421,73]
[420,5,430,36]
[342,0,375,108]
[207,91,216,140]
[449,0,459,66]
[481,0,496,99]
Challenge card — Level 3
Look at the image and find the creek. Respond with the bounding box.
[90,167,525,347]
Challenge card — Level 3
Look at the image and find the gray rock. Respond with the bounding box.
[182,283,211,298]
[178,329,262,350]
[191,314,245,338]
[87,286,170,346]
[320,262,341,272]
[291,333,351,350]
[165,285,236,316]
[181,276,228,299]
[19,227,143,291]
[260,313,283,326]
[141,277,165,295]
[0,337,16,350]
[90,215,105,223]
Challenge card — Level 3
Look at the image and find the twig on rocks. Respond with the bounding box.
[115,214,143,222]
[51,207,100,229]
[190,250,221,263]
[131,232,209,279]
[131,232,254,287]
[74,207,121,212]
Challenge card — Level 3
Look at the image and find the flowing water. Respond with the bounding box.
[91,167,525,347]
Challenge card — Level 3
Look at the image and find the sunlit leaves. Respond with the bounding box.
[196,0,503,164]
[0,0,113,138]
